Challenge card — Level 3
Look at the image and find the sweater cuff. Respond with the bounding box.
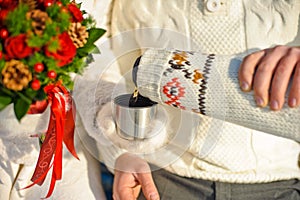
[136,49,173,103]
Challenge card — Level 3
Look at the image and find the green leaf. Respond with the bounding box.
[87,28,106,45]
[34,90,47,101]
[17,92,32,104]
[91,46,100,54]
[77,44,99,57]
[0,60,5,71]
[14,98,31,121]
[24,88,38,99]
[0,87,14,97]
[0,96,12,110]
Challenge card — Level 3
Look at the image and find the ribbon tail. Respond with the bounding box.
[30,117,57,185]
[51,94,66,180]
[43,171,57,199]
[43,143,62,199]
[63,97,79,160]
[26,83,78,199]
[22,163,53,190]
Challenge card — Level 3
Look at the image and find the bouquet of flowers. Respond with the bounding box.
[0,0,105,120]
[0,0,105,198]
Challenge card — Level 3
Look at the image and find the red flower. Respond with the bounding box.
[5,34,33,59]
[68,3,84,22]
[0,10,9,22]
[0,0,18,10]
[45,32,76,67]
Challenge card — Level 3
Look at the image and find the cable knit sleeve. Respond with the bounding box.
[72,57,125,172]
[135,48,300,142]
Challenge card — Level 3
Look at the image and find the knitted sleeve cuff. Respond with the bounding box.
[136,49,218,112]
[136,49,173,103]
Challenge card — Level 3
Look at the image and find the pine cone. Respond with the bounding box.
[68,22,89,48]
[26,9,50,36]
[20,0,38,10]
[1,60,32,91]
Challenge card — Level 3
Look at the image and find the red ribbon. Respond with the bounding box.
[25,82,79,198]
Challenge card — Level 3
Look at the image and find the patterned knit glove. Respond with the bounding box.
[134,48,300,141]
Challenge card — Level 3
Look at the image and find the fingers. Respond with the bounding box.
[288,62,300,108]
[136,172,160,200]
[253,46,289,108]
[113,170,160,200]
[113,153,160,200]
[239,50,265,92]
[269,49,299,110]
[239,45,300,110]
[113,170,141,200]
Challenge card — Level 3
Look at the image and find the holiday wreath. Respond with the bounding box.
[0,0,105,198]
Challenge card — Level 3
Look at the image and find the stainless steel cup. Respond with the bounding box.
[113,94,157,140]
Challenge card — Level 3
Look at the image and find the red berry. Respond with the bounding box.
[61,7,68,13]
[31,79,41,91]
[34,63,44,73]
[0,28,9,39]
[0,51,2,59]
[47,70,57,79]
[57,1,63,7]
[44,0,54,7]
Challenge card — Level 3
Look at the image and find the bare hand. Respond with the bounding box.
[113,153,160,200]
[238,45,300,110]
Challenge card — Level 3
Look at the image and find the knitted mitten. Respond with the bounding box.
[134,48,300,141]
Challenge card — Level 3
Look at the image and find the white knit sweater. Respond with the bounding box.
[75,0,300,183]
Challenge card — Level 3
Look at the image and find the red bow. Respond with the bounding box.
[25,82,79,198]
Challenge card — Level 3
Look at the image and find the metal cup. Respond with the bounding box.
[113,94,157,140]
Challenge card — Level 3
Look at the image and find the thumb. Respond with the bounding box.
[136,172,160,200]
[113,170,141,200]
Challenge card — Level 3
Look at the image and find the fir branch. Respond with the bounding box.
[44,21,61,39]
[47,38,60,52]
[5,4,31,35]
[56,12,71,32]
[82,15,96,28]
[27,53,45,66]
[46,4,61,18]
[60,0,70,6]
[58,73,73,89]
[44,57,58,70]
